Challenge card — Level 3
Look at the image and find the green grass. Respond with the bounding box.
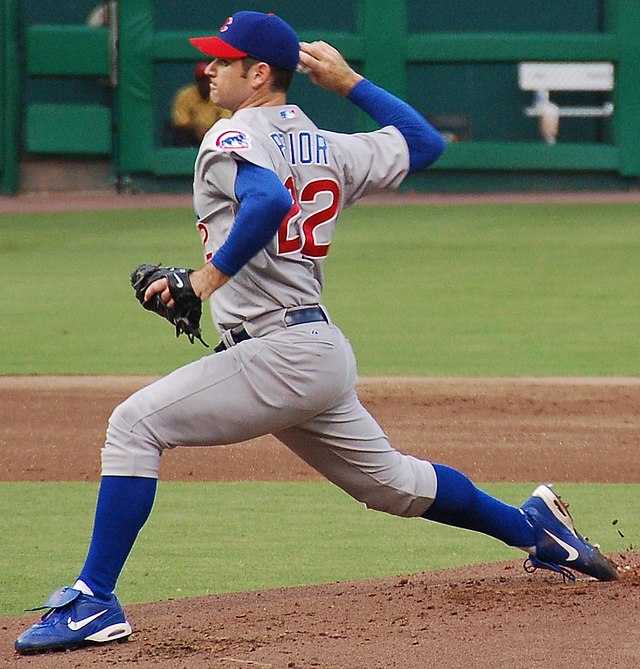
[1,202,637,618]
[0,208,207,375]
[325,203,640,376]
[1,202,638,375]
[1,481,636,617]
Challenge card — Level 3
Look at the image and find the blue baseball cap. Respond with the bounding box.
[189,11,299,72]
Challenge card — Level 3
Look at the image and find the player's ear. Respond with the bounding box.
[252,61,273,88]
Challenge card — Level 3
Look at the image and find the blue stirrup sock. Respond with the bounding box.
[76,468,532,600]
[77,475,157,600]
[423,464,535,548]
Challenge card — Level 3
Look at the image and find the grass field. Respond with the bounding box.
[1,201,638,618]
[1,202,638,375]
[1,481,636,617]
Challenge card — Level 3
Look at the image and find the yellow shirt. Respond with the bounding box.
[171,84,231,141]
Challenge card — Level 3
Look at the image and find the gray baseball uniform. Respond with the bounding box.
[103,105,437,518]
[14,15,616,656]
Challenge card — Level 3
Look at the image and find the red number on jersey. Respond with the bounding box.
[277,177,340,258]
[277,176,302,255]
[197,222,213,261]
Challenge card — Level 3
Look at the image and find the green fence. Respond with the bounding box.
[2,0,640,194]
[1,0,19,194]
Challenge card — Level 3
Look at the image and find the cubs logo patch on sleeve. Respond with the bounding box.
[216,130,252,150]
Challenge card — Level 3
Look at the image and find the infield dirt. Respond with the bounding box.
[1,376,638,668]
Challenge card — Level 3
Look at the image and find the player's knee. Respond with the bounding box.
[102,396,163,478]
[356,455,436,518]
[361,487,433,518]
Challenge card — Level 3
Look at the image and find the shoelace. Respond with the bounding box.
[523,555,576,583]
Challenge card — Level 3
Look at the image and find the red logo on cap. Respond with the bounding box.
[219,16,233,32]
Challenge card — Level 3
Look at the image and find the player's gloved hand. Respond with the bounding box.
[130,263,209,347]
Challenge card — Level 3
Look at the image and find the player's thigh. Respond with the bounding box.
[274,391,437,517]
[109,324,355,448]
[105,350,271,477]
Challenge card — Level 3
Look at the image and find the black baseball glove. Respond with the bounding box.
[130,263,209,347]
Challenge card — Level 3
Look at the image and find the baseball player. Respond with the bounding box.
[16,10,617,655]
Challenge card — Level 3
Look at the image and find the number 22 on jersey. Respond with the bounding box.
[277,176,340,259]
[198,176,340,262]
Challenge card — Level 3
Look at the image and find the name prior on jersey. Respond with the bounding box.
[270,131,329,166]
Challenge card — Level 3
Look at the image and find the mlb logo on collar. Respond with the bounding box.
[280,108,297,120]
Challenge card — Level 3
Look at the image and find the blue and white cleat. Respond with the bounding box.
[15,586,132,654]
[521,484,618,582]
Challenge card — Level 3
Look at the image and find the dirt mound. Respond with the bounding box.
[1,376,638,668]
[2,553,638,669]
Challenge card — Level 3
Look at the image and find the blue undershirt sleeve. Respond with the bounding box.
[347,78,446,173]
[211,161,292,276]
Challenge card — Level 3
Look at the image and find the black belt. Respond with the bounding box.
[214,306,328,353]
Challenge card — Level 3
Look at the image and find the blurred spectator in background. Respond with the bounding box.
[168,62,231,147]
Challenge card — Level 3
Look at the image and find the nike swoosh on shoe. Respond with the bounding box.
[66,609,108,631]
[543,529,580,561]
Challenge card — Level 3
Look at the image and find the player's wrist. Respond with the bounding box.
[339,72,364,96]
[191,261,230,300]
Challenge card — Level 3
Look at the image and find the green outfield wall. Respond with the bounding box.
[1,0,19,194]
[2,0,639,194]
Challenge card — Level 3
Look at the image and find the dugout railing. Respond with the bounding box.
[2,0,639,194]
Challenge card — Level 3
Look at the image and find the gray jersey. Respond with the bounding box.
[193,105,410,332]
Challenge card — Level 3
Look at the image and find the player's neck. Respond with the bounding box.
[235,89,287,112]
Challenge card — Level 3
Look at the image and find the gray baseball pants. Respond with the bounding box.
[102,314,437,518]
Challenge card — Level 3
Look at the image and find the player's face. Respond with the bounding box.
[204,58,252,112]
